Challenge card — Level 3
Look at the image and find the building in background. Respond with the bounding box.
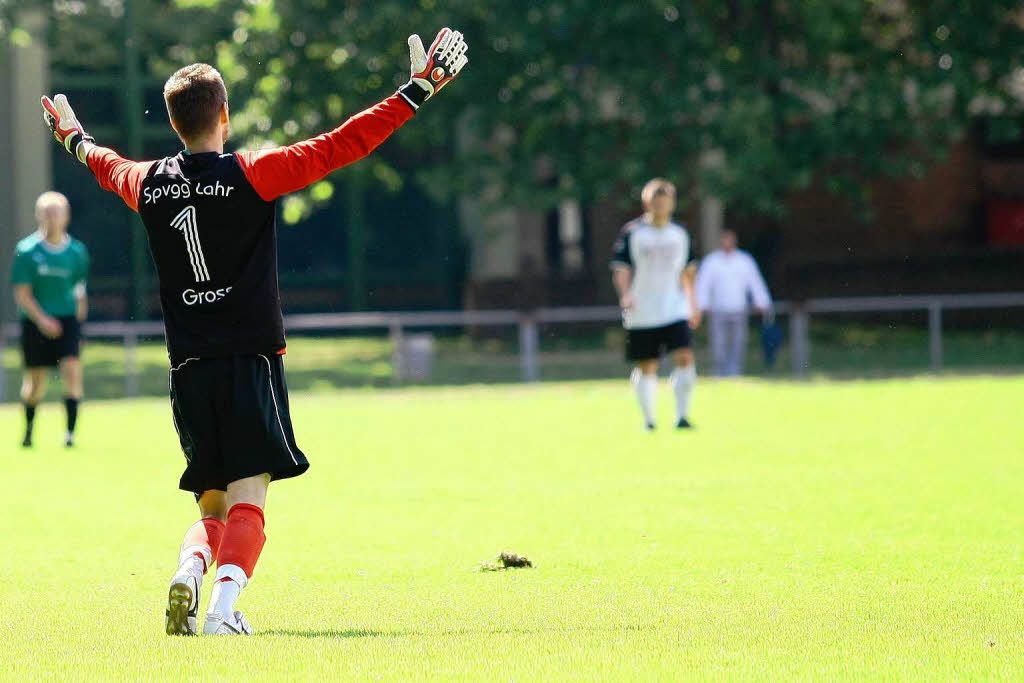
[463,127,1024,310]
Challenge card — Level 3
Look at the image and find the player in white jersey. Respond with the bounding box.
[610,179,701,430]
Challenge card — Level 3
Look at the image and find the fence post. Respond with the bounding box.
[0,328,6,402]
[928,302,943,371]
[124,329,139,397]
[389,318,404,385]
[518,314,539,382]
[789,304,810,378]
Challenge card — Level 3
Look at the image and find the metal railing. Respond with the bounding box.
[775,292,1024,376]
[3,292,1024,399]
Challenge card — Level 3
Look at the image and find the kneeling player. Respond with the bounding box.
[11,191,89,448]
[611,179,701,430]
[43,28,468,635]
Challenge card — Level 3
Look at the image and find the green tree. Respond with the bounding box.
[7,0,1023,223]
[207,0,1023,222]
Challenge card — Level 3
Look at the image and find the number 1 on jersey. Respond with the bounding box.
[170,206,211,283]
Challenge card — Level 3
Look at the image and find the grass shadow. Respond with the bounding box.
[261,623,659,640]
[261,628,386,639]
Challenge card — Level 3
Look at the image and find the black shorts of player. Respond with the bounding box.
[21,316,81,368]
[169,354,309,496]
[625,320,692,362]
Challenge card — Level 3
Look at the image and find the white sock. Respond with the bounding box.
[175,552,205,579]
[631,369,658,426]
[179,543,213,575]
[208,564,248,618]
[670,365,697,421]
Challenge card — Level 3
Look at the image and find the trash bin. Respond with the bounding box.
[394,333,435,382]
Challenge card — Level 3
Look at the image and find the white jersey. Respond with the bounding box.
[610,218,692,330]
[695,248,772,314]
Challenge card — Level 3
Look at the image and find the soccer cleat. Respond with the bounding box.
[676,417,693,429]
[645,422,656,431]
[203,611,253,636]
[21,434,32,448]
[64,433,74,448]
[165,573,200,636]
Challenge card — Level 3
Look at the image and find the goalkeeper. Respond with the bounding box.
[42,28,468,637]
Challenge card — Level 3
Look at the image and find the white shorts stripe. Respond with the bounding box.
[258,354,298,466]
[168,357,200,464]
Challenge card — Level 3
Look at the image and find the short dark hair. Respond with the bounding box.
[163,63,228,141]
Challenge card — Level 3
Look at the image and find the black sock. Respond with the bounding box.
[24,403,36,436]
[64,397,79,434]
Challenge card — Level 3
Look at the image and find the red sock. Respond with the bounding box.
[181,517,225,573]
[217,503,266,579]
[203,518,226,564]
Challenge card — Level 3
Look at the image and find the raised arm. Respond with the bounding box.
[42,28,468,209]
[41,94,153,211]
[87,148,153,212]
[237,28,469,202]
[235,94,415,202]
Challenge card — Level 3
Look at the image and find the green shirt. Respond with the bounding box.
[10,232,90,319]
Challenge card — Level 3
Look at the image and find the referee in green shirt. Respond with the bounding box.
[10,191,89,448]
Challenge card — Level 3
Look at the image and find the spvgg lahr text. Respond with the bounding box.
[143,180,236,206]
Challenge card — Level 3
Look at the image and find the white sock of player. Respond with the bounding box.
[208,564,247,619]
[176,551,206,579]
[670,365,697,421]
[631,369,658,426]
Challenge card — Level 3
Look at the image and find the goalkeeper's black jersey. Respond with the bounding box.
[136,152,285,365]
[85,93,415,365]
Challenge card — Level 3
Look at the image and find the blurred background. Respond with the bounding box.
[1,0,1023,398]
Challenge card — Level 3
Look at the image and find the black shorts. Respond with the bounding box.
[626,320,692,362]
[169,354,309,495]
[21,316,81,368]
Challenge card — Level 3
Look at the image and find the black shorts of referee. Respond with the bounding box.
[21,316,81,368]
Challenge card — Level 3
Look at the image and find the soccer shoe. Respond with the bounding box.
[21,433,32,448]
[676,417,693,429]
[645,422,656,431]
[203,611,253,636]
[165,573,201,636]
[64,433,74,448]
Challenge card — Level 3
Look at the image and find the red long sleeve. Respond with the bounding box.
[236,93,415,202]
[86,147,153,212]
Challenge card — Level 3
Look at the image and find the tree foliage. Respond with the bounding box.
[8,0,1024,221]
[207,0,1024,220]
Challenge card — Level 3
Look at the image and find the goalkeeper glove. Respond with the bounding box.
[41,94,95,165]
[398,27,469,110]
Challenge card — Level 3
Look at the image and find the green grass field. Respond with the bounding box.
[1,377,1022,679]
